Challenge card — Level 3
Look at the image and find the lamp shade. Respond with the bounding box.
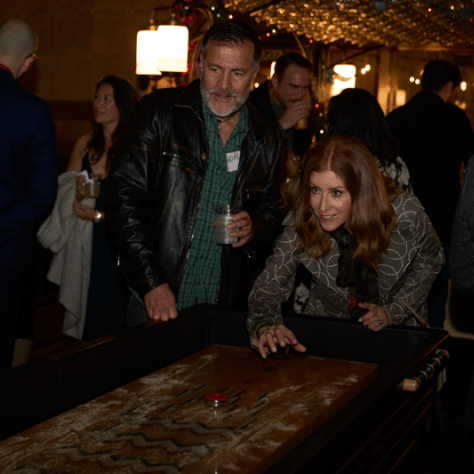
[329,64,356,98]
[333,64,356,90]
[136,30,162,75]
[155,24,189,73]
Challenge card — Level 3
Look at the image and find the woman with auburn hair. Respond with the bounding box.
[247,134,444,359]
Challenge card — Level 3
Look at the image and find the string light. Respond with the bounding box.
[229,0,474,48]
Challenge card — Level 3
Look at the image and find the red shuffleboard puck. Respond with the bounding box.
[205,392,229,407]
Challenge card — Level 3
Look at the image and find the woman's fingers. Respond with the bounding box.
[358,303,391,332]
[257,325,306,358]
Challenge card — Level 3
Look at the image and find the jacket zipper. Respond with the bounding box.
[176,111,209,291]
[176,180,203,290]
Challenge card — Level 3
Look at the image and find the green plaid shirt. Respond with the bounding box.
[177,104,249,309]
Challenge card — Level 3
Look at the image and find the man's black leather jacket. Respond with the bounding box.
[106,80,284,308]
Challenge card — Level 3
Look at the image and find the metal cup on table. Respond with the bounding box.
[213,203,242,245]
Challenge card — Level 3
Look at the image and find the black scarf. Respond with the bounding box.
[330,226,370,296]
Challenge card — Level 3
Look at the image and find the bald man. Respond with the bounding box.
[0,20,57,373]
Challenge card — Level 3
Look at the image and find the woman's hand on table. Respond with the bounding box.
[257,324,307,359]
[358,303,392,332]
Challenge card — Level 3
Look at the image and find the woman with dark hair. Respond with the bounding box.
[328,88,412,192]
[68,75,138,192]
[247,134,443,358]
[66,75,138,340]
[39,76,137,341]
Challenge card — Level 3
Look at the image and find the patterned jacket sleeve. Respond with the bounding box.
[450,159,474,292]
[247,216,301,345]
[378,195,445,325]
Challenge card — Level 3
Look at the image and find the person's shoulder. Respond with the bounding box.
[248,101,281,139]
[249,81,269,101]
[386,109,404,133]
[388,91,429,116]
[67,131,92,171]
[0,75,47,107]
[250,106,279,131]
[386,100,411,123]
[74,131,92,151]
[392,192,425,219]
[138,86,178,106]
[458,159,474,207]
[282,211,295,226]
[1,84,52,131]
[137,84,187,110]
[444,101,471,122]
[464,158,474,184]
[7,89,50,119]
[391,193,431,242]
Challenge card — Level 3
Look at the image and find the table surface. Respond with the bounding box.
[0,344,378,474]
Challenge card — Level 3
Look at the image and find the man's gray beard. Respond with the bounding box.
[200,80,251,118]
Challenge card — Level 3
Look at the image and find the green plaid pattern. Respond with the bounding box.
[177,105,248,309]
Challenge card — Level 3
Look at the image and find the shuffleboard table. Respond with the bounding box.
[0,305,449,473]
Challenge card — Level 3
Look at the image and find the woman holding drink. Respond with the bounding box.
[247,134,444,358]
[65,75,137,340]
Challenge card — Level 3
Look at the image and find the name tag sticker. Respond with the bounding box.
[226,151,240,172]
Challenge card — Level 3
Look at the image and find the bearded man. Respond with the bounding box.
[107,20,283,325]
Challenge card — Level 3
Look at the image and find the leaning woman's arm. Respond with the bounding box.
[378,195,445,325]
[451,160,474,292]
[247,220,302,348]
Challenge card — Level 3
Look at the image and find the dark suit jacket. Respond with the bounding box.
[386,90,474,242]
[0,67,57,271]
[249,81,313,158]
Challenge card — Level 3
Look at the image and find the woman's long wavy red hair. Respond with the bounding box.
[283,134,401,268]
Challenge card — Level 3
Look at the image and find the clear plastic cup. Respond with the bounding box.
[214,203,242,245]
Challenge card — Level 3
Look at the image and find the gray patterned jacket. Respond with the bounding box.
[247,193,444,341]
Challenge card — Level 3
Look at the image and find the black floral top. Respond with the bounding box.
[375,155,413,193]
